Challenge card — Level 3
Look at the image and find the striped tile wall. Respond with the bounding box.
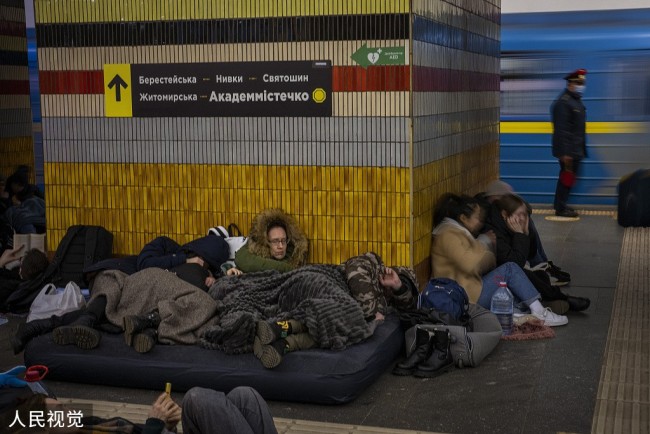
[0,0,34,180]
[36,0,500,275]
[411,0,501,283]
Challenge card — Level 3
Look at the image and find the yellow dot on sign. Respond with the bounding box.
[312,88,326,103]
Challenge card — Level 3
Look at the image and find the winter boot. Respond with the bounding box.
[132,328,157,353]
[256,319,305,345]
[392,327,433,376]
[123,309,161,346]
[253,337,287,369]
[414,329,454,378]
[253,332,315,369]
[52,312,101,350]
[12,317,59,354]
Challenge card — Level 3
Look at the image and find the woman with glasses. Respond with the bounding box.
[234,208,309,273]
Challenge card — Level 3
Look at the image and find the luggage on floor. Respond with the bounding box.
[618,169,650,227]
[3,225,113,313]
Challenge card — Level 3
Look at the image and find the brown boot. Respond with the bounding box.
[123,310,161,346]
[253,332,315,369]
[132,328,157,353]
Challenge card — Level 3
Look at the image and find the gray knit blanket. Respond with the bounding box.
[90,268,219,345]
[199,265,373,354]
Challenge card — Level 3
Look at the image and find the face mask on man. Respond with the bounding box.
[573,84,586,95]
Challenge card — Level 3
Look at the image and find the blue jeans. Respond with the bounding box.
[182,386,277,434]
[477,262,540,310]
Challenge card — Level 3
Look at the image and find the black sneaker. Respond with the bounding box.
[546,261,571,286]
[566,296,590,312]
[555,208,579,218]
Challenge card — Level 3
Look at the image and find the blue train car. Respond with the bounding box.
[500,8,650,205]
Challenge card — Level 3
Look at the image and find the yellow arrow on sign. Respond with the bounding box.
[104,64,132,117]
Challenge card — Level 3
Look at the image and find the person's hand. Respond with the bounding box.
[520,213,530,236]
[148,393,181,431]
[506,215,526,234]
[0,245,24,267]
[379,267,402,290]
[186,256,205,267]
[484,230,496,246]
[205,276,216,287]
[226,267,243,276]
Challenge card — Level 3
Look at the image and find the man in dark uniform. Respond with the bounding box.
[551,68,587,217]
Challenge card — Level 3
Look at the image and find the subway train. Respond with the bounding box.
[500,7,650,206]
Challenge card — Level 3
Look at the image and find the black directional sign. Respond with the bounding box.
[129,61,332,117]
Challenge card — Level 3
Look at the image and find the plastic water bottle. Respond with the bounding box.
[491,281,514,336]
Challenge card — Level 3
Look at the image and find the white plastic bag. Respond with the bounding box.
[208,225,248,260]
[27,282,86,322]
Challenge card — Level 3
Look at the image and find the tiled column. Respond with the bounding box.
[0,0,33,179]
[36,0,499,280]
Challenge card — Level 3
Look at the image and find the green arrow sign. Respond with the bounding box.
[351,43,406,68]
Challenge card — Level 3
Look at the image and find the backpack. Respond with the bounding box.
[48,225,113,287]
[2,225,113,313]
[418,277,470,324]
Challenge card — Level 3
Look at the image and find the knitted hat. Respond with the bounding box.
[485,180,514,198]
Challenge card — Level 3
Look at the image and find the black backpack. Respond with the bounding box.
[2,225,113,313]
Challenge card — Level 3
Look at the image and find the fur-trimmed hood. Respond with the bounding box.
[246,208,309,267]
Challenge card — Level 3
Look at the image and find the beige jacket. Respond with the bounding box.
[430,219,496,303]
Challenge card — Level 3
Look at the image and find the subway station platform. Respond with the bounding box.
[1,209,647,434]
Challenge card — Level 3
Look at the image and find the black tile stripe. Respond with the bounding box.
[0,0,24,8]
[0,50,28,66]
[35,14,410,48]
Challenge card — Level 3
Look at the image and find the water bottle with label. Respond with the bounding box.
[491,281,514,336]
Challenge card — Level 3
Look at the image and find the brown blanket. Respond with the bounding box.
[90,268,219,345]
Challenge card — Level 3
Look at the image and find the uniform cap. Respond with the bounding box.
[564,69,587,82]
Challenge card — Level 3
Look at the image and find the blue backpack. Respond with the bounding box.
[418,278,470,323]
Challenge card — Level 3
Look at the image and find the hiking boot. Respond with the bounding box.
[414,329,454,378]
[52,312,101,349]
[132,328,157,353]
[546,261,571,286]
[52,325,101,349]
[393,327,432,376]
[541,299,570,315]
[555,209,579,218]
[256,319,304,345]
[123,310,161,346]
[566,296,590,312]
[532,307,568,327]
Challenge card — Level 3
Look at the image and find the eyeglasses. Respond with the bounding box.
[269,238,289,246]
